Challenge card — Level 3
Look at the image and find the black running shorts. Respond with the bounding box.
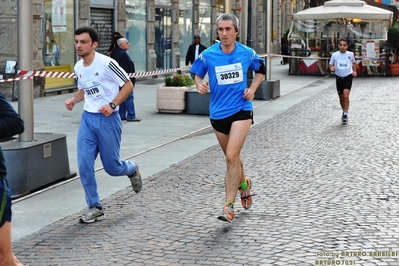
[210,110,253,135]
[336,75,353,95]
[0,179,12,228]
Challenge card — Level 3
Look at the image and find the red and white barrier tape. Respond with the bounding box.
[0,66,191,84]
[0,54,340,84]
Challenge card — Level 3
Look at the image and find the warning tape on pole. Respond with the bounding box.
[0,66,192,84]
[0,53,335,84]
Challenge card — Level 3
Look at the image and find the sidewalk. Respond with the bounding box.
[20,58,399,265]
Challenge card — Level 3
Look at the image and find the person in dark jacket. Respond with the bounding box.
[281,33,289,65]
[111,37,141,122]
[185,35,207,79]
[107,31,123,57]
[0,91,24,266]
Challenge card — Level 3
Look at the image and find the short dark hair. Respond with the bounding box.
[75,27,99,43]
[339,38,348,45]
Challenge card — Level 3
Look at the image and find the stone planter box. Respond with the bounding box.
[157,85,195,113]
[185,90,210,115]
[254,79,280,100]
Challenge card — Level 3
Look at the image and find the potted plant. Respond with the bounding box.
[156,74,195,113]
[387,21,399,76]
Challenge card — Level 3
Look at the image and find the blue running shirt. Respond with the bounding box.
[190,42,264,120]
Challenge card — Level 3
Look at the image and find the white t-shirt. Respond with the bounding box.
[329,51,355,78]
[75,52,130,113]
[195,44,200,61]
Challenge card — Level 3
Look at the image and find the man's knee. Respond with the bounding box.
[225,154,241,166]
[339,92,350,100]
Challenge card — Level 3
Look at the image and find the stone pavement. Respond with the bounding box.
[9,60,399,265]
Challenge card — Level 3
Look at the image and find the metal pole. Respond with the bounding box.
[247,0,253,82]
[266,0,272,80]
[17,0,34,141]
[246,0,252,48]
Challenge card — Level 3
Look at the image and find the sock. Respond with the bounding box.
[239,180,248,191]
[343,111,348,116]
[225,201,234,208]
[96,206,102,210]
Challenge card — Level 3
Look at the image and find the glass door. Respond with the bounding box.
[155,7,172,70]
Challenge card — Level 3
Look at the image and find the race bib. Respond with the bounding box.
[337,60,350,69]
[82,80,105,101]
[215,63,244,85]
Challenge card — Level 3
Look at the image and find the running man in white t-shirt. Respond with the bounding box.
[65,27,143,223]
[329,38,357,123]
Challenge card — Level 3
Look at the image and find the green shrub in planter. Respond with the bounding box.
[163,74,194,87]
[388,21,399,48]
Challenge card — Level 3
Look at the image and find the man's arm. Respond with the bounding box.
[244,72,265,100]
[352,61,358,77]
[113,80,133,105]
[97,79,133,117]
[65,89,85,111]
[0,92,24,139]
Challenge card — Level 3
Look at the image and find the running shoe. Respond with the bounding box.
[239,177,253,210]
[128,161,142,193]
[342,113,348,123]
[217,203,235,223]
[79,207,105,223]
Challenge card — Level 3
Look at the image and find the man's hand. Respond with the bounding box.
[98,104,114,117]
[197,82,209,94]
[65,99,75,111]
[243,88,255,100]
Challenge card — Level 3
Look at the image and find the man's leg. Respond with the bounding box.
[339,88,350,113]
[77,112,101,208]
[215,119,252,204]
[0,222,23,266]
[125,91,137,120]
[97,112,135,177]
[119,101,127,120]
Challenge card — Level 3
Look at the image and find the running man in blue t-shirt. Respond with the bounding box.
[190,13,266,223]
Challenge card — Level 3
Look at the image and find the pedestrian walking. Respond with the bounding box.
[329,38,357,123]
[185,34,207,79]
[190,13,266,223]
[65,27,142,224]
[107,31,123,57]
[281,33,289,64]
[111,37,141,122]
[0,91,24,266]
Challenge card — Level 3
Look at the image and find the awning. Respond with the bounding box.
[293,0,393,21]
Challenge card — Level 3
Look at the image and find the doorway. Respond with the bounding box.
[155,7,172,70]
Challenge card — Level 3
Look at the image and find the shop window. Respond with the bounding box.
[44,0,75,89]
[126,0,147,72]
[178,0,193,67]
[199,0,212,47]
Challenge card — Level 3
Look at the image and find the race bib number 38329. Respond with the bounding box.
[215,63,244,85]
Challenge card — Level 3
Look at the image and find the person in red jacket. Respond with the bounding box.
[0,91,24,266]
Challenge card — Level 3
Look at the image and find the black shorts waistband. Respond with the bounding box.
[336,74,352,79]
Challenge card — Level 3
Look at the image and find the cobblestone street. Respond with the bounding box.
[12,76,399,265]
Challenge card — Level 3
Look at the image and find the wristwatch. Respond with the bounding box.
[109,102,116,110]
